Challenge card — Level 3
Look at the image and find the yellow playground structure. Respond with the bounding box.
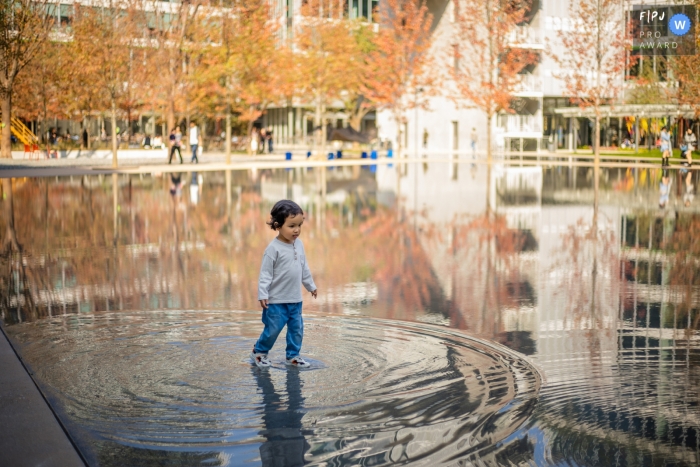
[7,116,38,146]
[1,114,40,158]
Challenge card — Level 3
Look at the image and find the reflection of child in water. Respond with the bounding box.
[659,169,671,208]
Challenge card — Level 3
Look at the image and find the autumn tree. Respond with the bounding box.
[294,2,363,155]
[556,0,626,166]
[234,0,284,152]
[195,3,236,161]
[341,21,376,133]
[363,0,433,158]
[452,0,537,163]
[71,1,146,167]
[671,56,700,114]
[12,41,66,149]
[144,0,207,139]
[0,0,53,158]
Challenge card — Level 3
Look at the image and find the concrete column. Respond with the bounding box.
[569,117,574,151]
[288,107,294,146]
[635,116,639,153]
[302,111,307,142]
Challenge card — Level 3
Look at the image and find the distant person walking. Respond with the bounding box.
[189,121,199,164]
[259,128,267,155]
[267,127,274,153]
[470,128,478,159]
[660,127,671,167]
[683,127,696,166]
[168,128,183,164]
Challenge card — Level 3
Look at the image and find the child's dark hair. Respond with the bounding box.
[267,200,304,230]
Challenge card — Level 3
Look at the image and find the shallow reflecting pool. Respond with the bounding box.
[3,161,700,466]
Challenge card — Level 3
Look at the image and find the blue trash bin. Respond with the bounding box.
[327,152,334,160]
[361,152,368,159]
[387,149,393,158]
[336,150,342,159]
[285,152,292,161]
[307,151,312,158]
[370,150,378,160]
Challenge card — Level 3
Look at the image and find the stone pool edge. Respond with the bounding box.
[0,323,86,467]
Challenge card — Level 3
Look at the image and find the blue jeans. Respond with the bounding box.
[254,302,303,359]
[190,144,198,163]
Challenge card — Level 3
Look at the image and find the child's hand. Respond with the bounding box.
[259,299,268,309]
[311,289,318,299]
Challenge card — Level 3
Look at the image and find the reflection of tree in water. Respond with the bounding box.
[417,211,532,340]
[3,173,515,328]
[549,213,620,331]
[0,179,37,323]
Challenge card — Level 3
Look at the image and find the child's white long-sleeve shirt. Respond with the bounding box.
[258,238,316,303]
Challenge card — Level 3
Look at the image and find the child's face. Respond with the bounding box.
[277,213,304,243]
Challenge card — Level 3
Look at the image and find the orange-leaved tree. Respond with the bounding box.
[362,0,433,158]
[0,0,53,158]
[342,21,376,133]
[12,41,67,149]
[294,1,362,155]
[201,0,281,157]
[71,1,145,167]
[452,0,538,163]
[556,0,627,164]
[144,0,207,137]
[230,0,281,155]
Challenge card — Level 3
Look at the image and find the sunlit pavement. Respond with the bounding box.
[0,327,85,466]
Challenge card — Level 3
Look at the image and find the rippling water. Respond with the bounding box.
[3,162,700,465]
[8,311,541,466]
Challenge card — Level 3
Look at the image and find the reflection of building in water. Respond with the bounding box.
[379,162,700,463]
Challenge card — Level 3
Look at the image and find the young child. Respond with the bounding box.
[252,200,318,368]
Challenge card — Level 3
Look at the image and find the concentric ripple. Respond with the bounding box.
[6,311,541,466]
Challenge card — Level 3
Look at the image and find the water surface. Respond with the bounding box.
[3,162,700,466]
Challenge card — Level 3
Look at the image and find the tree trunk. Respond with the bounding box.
[225,107,231,164]
[487,112,493,164]
[246,119,254,156]
[1,93,12,159]
[111,99,118,168]
[82,115,90,150]
[394,113,403,159]
[167,99,176,138]
[321,103,327,157]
